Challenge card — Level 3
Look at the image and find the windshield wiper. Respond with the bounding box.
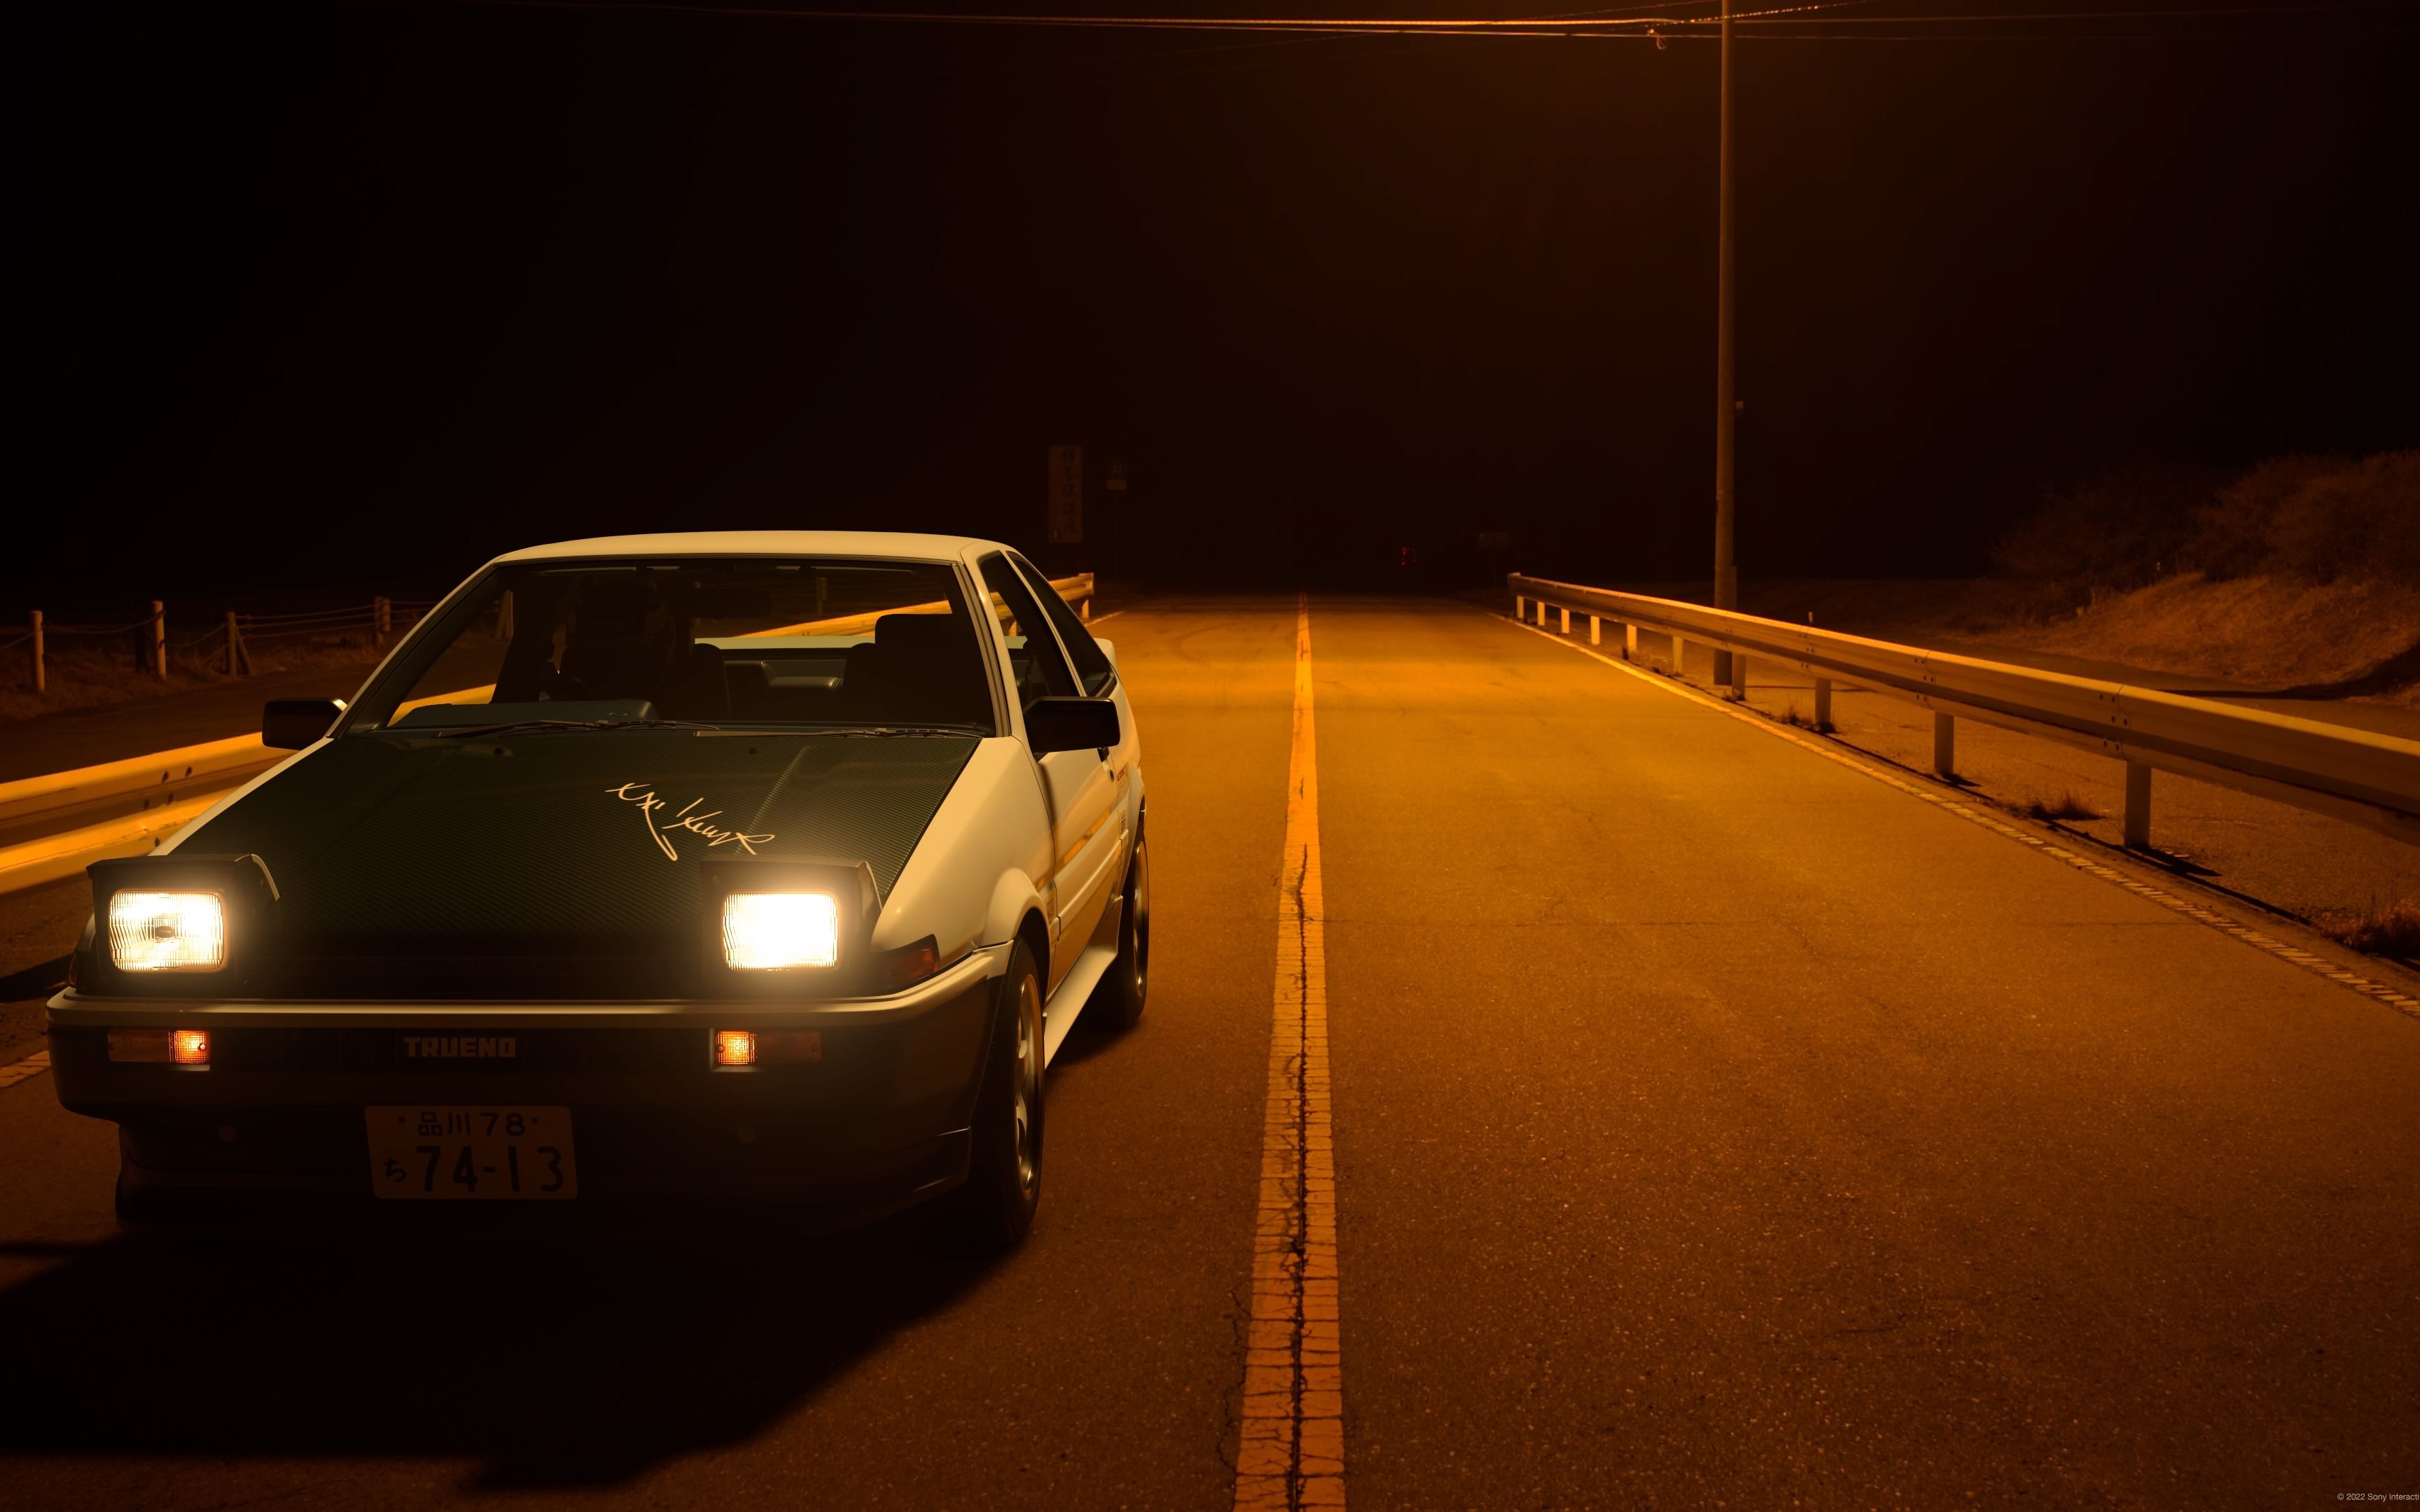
[431,718,724,738]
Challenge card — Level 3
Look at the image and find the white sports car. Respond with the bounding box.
[47,533,1148,1246]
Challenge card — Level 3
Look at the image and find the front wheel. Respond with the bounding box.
[1088,833,1150,1032]
[943,940,1044,1250]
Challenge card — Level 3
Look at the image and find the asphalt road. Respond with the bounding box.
[1,596,2415,1508]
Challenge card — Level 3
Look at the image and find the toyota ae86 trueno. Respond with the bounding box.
[46,533,1148,1246]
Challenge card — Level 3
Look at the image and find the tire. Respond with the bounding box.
[945,939,1044,1250]
[1088,832,1150,1032]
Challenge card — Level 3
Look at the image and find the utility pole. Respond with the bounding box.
[1711,0,1740,692]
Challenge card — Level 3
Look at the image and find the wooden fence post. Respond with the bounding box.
[223,610,254,677]
[150,601,167,680]
[28,610,42,693]
[375,596,392,646]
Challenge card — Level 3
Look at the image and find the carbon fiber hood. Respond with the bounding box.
[183,732,978,966]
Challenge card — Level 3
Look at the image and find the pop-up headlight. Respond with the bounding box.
[697,858,878,995]
[722,893,841,971]
[106,892,228,972]
[85,853,280,995]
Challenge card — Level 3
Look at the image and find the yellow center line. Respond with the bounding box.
[1235,593,1345,1511]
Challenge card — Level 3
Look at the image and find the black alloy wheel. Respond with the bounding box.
[1089,833,1150,1032]
[946,939,1044,1249]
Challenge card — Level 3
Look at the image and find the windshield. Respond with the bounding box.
[346,558,998,734]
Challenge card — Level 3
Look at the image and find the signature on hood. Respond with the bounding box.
[607,782,776,862]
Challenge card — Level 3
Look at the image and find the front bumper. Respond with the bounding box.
[46,947,1004,1213]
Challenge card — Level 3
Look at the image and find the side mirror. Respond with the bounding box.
[1025,696,1120,757]
[263,697,347,750]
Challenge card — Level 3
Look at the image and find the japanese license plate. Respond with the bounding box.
[366,1106,578,1200]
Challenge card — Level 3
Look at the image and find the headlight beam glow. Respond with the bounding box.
[106,892,229,973]
[722,892,842,971]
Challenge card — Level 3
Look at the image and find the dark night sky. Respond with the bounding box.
[11,1,2417,606]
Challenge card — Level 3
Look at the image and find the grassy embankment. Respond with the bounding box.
[0,636,383,724]
[1842,450,2419,955]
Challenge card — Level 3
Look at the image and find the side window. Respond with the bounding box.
[978,554,1078,710]
[1011,554,1114,696]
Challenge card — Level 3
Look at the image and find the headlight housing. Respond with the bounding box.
[722,892,841,971]
[699,858,879,995]
[85,853,281,995]
[107,891,228,973]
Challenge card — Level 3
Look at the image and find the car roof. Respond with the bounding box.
[490,531,1012,566]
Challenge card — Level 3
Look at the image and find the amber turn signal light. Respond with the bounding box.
[106,1028,210,1065]
[713,1029,820,1068]
[106,1029,172,1063]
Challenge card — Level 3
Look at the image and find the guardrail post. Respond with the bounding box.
[1558,606,1571,634]
[1671,631,1686,676]
[1625,624,1639,662]
[27,611,41,694]
[149,601,167,680]
[1536,601,1549,627]
[1933,713,1956,778]
[1814,677,1832,731]
[1588,615,1600,645]
[1514,594,1525,620]
[2123,761,2153,848]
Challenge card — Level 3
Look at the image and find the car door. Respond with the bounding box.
[1010,550,1137,870]
[978,554,1120,995]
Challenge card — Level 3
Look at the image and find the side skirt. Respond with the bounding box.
[1041,896,1124,1068]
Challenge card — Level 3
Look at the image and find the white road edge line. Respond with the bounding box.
[1235,593,1346,1511]
[1494,608,2420,1023]
[0,1049,53,1091]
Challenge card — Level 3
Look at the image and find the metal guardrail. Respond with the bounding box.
[0,574,1097,897]
[1508,574,2420,850]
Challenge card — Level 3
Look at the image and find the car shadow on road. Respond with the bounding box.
[0,1203,997,1490]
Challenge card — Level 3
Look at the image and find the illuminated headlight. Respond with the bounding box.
[722,892,840,971]
[106,892,228,973]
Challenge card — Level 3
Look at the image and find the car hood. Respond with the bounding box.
[179,732,979,975]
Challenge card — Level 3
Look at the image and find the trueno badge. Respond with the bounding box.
[403,1036,519,1059]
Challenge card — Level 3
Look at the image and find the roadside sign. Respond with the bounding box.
[1048,444,1083,542]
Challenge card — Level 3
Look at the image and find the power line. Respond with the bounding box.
[449,0,1876,33]
[449,0,2420,41]
[1711,2,2420,22]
